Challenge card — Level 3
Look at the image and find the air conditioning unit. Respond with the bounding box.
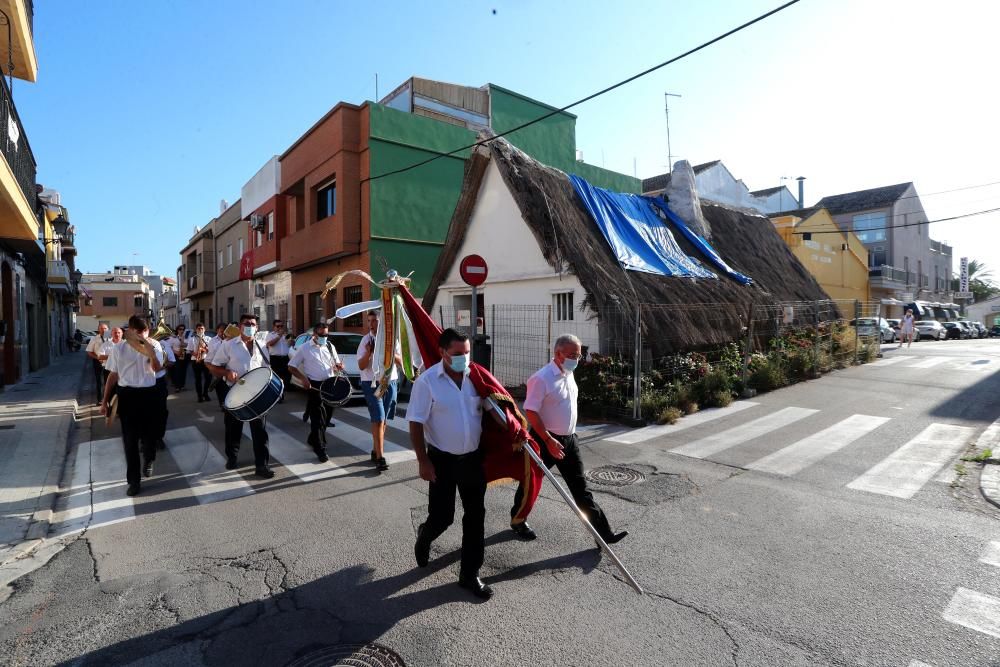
[249,214,266,231]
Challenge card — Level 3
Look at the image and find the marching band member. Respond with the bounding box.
[100,316,164,497]
[408,328,493,600]
[98,327,123,407]
[153,336,175,451]
[171,324,188,392]
[86,323,110,405]
[207,314,273,478]
[187,322,212,402]
[287,322,343,463]
[207,324,228,409]
[358,311,403,472]
[266,319,291,403]
[509,334,627,545]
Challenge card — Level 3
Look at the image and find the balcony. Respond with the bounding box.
[183,270,213,298]
[0,0,36,82]
[0,71,36,243]
[869,265,916,292]
[46,259,71,292]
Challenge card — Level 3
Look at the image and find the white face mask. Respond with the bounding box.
[448,352,470,374]
[561,358,579,373]
[242,325,257,337]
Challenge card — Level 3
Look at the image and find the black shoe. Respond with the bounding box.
[126,483,140,497]
[225,456,238,470]
[370,450,377,462]
[510,522,537,541]
[142,460,153,478]
[414,525,430,567]
[254,466,275,479]
[376,457,389,472]
[600,530,629,546]
[315,449,329,463]
[157,439,166,451]
[458,575,494,600]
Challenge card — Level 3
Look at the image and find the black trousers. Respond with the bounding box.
[172,354,189,389]
[419,447,486,577]
[511,432,614,539]
[271,355,290,399]
[92,359,105,402]
[154,376,169,442]
[191,360,212,399]
[305,380,333,448]
[219,384,270,468]
[214,379,226,408]
[117,385,159,487]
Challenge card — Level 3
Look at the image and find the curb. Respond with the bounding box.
[979,463,1000,511]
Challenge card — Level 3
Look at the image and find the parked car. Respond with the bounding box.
[990,325,1000,338]
[288,331,365,400]
[914,320,946,341]
[956,321,977,339]
[887,318,901,331]
[943,321,967,340]
[851,317,896,343]
[971,322,988,339]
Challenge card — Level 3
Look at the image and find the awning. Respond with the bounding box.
[881,298,903,305]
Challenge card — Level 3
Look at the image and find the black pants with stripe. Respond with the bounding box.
[117,385,159,487]
[191,360,212,399]
[305,380,334,449]
[219,383,270,468]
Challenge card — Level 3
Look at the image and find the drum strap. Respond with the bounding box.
[254,340,272,368]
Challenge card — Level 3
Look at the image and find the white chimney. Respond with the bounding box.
[220,199,229,215]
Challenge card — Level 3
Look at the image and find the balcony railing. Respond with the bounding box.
[869,265,909,284]
[0,72,35,212]
[47,259,70,283]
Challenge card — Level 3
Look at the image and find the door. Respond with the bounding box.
[1,262,14,385]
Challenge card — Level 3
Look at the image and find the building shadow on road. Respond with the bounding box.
[929,366,1000,422]
[56,536,601,667]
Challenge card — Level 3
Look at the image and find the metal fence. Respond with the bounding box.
[434,299,882,423]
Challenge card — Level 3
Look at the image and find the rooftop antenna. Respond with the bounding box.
[664,92,682,172]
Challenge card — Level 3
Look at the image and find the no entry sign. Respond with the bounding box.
[459,254,489,287]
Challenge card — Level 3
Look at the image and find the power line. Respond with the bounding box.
[790,206,1000,235]
[361,0,803,185]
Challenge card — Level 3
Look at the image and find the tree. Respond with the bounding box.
[951,259,1000,302]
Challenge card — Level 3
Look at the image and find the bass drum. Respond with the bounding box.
[224,368,284,422]
[320,375,352,407]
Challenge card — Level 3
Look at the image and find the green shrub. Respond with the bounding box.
[708,390,733,408]
[692,369,735,407]
[748,359,787,392]
[657,406,683,425]
[640,392,671,419]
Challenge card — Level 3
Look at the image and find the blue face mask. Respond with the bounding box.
[561,358,579,373]
[315,336,327,346]
[448,353,470,373]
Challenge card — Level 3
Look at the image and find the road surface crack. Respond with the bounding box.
[644,588,740,667]
[84,538,101,583]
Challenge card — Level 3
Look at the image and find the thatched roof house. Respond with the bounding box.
[423,136,832,354]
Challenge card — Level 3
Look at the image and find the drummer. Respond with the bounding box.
[206,324,228,409]
[153,335,175,451]
[206,314,274,479]
[288,322,344,463]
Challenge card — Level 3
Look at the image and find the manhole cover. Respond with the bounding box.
[286,643,406,667]
[584,465,645,486]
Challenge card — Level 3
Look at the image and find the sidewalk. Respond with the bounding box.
[0,350,88,572]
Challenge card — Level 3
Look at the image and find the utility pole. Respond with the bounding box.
[664,92,682,171]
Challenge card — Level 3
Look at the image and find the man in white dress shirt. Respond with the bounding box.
[206,324,227,408]
[100,316,164,497]
[408,328,492,600]
[153,336,175,451]
[86,323,110,405]
[288,322,344,462]
[266,319,291,403]
[207,314,273,478]
[187,322,212,402]
[170,324,188,392]
[509,334,627,545]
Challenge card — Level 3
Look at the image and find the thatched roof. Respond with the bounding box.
[424,137,834,352]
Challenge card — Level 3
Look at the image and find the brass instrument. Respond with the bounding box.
[151,321,174,341]
[193,334,209,362]
[224,323,242,339]
[123,329,156,359]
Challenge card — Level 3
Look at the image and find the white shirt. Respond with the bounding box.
[186,332,208,355]
[86,333,108,356]
[289,341,341,382]
[266,331,291,356]
[206,334,224,359]
[105,338,163,388]
[523,361,578,436]
[407,361,483,455]
[98,338,117,368]
[209,335,270,386]
[156,345,175,379]
[357,332,400,382]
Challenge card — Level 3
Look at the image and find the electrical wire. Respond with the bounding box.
[789,206,1000,236]
[361,0,803,185]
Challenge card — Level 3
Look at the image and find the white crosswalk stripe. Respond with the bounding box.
[289,412,416,464]
[606,402,759,445]
[943,587,1000,639]
[50,437,136,537]
[907,356,950,369]
[747,414,891,476]
[670,407,819,460]
[265,424,352,482]
[167,426,254,504]
[980,541,1000,569]
[866,356,909,367]
[847,423,974,499]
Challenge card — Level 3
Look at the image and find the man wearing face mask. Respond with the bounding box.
[187,322,212,402]
[508,334,627,545]
[266,319,291,403]
[86,323,110,405]
[288,322,344,462]
[408,328,492,600]
[206,314,273,478]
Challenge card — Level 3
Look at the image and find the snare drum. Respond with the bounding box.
[224,368,284,422]
[319,374,352,407]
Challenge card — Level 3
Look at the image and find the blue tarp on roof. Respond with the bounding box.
[649,198,753,286]
[569,175,716,279]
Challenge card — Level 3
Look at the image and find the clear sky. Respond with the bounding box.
[17,0,1000,281]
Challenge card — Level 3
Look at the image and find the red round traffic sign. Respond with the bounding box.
[459,254,489,287]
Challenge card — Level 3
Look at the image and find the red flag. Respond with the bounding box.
[397,285,543,523]
[238,250,254,281]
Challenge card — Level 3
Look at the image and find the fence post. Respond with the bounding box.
[546,304,553,367]
[813,301,821,375]
[632,305,642,423]
[853,300,860,365]
[741,301,756,392]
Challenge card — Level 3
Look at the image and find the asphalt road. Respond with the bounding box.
[1,339,999,666]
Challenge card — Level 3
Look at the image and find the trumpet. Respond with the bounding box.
[123,329,156,358]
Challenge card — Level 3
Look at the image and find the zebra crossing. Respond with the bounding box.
[608,400,1000,503]
[939,540,1000,642]
[48,402,418,538]
[864,352,1000,372]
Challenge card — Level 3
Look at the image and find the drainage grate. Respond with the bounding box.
[286,643,406,667]
[585,465,646,487]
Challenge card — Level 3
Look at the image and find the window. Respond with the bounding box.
[343,285,363,327]
[553,291,574,321]
[309,292,324,326]
[133,294,144,308]
[238,237,244,260]
[869,247,886,267]
[267,212,275,241]
[255,230,262,247]
[102,296,118,307]
[218,250,224,271]
[316,180,336,221]
[852,212,887,243]
[227,244,233,266]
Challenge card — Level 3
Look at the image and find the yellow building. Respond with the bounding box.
[771,207,870,303]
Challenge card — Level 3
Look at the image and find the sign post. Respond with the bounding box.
[459,254,489,366]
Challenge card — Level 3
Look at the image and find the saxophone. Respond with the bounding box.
[193,334,209,362]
